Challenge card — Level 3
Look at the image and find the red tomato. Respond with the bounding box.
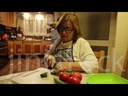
[68,76,80,84]
[70,72,82,81]
[59,72,70,82]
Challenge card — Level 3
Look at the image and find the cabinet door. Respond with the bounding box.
[7,12,16,27]
[33,41,42,55]
[23,41,33,55]
[8,41,14,58]
[14,41,22,55]
[0,12,7,25]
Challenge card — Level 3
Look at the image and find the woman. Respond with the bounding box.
[43,13,99,74]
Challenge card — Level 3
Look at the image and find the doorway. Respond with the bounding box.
[75,12,117,73]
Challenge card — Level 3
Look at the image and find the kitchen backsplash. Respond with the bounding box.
[16,12,54,36]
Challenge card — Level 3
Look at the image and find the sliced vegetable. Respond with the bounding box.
[40,72,48,78]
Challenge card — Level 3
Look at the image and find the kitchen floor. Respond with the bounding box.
[0,55,45,76]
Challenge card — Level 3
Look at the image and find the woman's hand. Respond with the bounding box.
[43,55,56,68]
[53,62,72,74]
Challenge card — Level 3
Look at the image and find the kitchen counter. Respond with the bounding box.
[0,68,90,84]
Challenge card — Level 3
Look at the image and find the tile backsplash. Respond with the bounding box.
[16,12,54,36]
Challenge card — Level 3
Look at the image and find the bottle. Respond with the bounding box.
[51,28,60,44]
[51,28,55,43]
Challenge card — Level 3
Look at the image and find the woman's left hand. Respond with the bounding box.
[53,62,72,74]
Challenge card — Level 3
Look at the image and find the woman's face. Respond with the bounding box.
[58,20,74,43]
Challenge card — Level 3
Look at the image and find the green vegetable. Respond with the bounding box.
[40,72,48,78]
[53,77,66,84]
[51,71,72,76]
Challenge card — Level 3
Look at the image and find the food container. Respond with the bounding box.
[86,73,128,84]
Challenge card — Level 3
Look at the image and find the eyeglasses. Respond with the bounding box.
[58,26,74,33]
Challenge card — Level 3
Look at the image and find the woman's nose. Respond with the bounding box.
[61,30,67,34]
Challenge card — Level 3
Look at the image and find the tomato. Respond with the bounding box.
[70,72,82,81]
[68,76,80,84]
[59,72,70,83]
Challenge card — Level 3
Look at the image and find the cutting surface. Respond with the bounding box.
[11,68,89,84]
[11,68,55,84]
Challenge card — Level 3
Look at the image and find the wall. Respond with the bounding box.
[113,12,128,76]
[54,12,75,22]
[75,12,111,40]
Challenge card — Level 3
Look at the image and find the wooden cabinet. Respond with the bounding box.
[23,41,33,55]
[7,40,51,56]
[0,12,7,25]
[33,41,42,55]
[23,41,42,55]
[0,12,16,27]
[14,41,22,55]
[42,40,51,54]
[8,40,14,58]
[6,12,16,27]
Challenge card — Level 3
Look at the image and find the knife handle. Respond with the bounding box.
[48,66,53,70]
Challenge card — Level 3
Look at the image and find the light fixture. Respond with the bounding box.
[36,14,44,20]
[23,13,30,20]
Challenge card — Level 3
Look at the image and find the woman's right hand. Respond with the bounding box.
[43,54,56,68]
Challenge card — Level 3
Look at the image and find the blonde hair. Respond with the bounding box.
[56,13,82,43]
